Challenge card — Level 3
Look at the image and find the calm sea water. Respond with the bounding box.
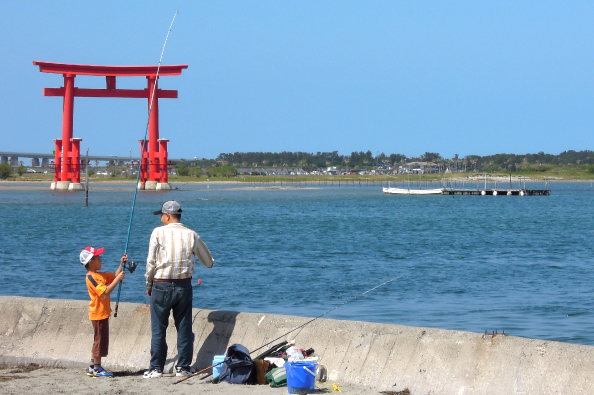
[1,181,593,345]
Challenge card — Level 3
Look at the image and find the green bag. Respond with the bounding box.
[265,366,287,388]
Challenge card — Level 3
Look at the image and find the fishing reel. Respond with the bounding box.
[124,261,138,274]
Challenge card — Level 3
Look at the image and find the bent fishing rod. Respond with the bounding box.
[173,275,403,384]
[114,11,179,318]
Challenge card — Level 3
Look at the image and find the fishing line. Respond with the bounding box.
[173,275,402,384]
[114,11,179,318]
[286,275,403,342]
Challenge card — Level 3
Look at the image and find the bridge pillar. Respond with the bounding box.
[10,157,18,166]
[41,158,49,167]
[31,158,40,167]
[1,156,7,164]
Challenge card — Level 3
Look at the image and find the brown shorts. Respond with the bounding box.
[91,318,109,358]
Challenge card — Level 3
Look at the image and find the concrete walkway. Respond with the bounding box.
[1,296,593,394]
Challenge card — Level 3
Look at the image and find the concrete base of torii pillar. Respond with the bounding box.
[51,181,84,191]
[68,183,84,191]
[51,181,70,191]
[144,181,158,190]
[136,181,171,190]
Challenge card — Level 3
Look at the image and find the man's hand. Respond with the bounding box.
[146,288,152,298]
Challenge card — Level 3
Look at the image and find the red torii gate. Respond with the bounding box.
[33,61,188,190]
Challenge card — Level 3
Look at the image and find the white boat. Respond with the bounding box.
[384,171,444,195]
[382,187,444,195]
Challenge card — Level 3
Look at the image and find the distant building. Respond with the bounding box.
[404,162,440,174]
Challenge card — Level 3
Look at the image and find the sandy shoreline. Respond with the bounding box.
[0,364,388,395]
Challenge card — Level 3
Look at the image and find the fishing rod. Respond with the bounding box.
[173,275,402,384]
[114,11,179,318]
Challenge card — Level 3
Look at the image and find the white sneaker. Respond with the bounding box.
[143,369,163,378]
[175,367,193,377]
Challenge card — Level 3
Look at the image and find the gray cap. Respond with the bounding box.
[153,200,182,215]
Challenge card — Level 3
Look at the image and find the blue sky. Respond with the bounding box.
[1,1,593,160]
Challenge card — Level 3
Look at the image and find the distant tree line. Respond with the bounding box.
[176,163,237,178]
[186,150,593,172]
[213,151,408,171]
[173,150,594,175]
[471,151,594,172]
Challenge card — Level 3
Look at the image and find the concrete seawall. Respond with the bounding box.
[1,296,593,394]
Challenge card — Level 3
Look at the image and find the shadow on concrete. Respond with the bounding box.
[192,310,239,371]
[112,370,145,377]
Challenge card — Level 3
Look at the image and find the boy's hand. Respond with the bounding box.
[120,254,128,266]
[116,271,126,282]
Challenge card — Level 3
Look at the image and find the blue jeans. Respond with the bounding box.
[149,281,194,371]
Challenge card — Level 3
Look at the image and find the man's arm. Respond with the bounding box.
[145,232,158,297]
[194,235,214,268]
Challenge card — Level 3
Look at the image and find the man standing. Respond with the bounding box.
[144,200,214,378]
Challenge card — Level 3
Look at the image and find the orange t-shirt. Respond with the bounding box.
[86,272,115,320]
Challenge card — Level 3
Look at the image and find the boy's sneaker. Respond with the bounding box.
[175,366,193,377]
[93,367,113,377]
[143,369,163,378]
[86,367,94,377]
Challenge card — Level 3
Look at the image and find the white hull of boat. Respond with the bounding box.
[383,187,444,195]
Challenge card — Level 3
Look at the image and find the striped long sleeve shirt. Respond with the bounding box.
[145,223,214,289]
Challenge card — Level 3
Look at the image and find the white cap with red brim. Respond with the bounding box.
[80,246,104,266]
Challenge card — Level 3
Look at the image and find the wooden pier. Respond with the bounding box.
[441,189,550,196]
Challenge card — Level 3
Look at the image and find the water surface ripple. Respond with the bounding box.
[1,181,593,345]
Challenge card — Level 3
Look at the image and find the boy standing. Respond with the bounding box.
[80,246,127,377]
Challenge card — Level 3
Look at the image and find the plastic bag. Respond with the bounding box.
[285,346,304,362]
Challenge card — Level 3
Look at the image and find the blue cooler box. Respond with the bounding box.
[212,355,226,379]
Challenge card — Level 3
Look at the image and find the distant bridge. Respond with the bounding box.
[0,151,183,167]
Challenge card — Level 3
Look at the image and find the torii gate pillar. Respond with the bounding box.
[33,61,187,191]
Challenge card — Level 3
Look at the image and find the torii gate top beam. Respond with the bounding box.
[32,61,188,77]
